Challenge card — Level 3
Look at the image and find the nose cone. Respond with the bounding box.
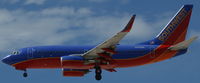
[2,55,12,65]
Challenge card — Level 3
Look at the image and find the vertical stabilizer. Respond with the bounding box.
[156,5,193,45]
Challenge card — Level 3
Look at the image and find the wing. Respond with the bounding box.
[83,15,136,60]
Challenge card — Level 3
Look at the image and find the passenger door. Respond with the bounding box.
[27,48,34,59]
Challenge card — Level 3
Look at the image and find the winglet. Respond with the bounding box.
[121,15,136,32]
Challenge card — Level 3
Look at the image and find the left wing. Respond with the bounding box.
[83,15,136,60]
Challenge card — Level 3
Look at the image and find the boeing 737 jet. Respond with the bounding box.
[2,4,197,80]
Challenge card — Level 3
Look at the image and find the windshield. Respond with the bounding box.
[11,51,20,55]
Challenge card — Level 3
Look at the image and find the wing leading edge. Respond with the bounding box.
[83,15,136,60]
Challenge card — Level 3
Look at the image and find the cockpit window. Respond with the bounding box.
[11,51,20,55]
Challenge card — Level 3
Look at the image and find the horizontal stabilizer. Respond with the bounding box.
[168,36,198,50]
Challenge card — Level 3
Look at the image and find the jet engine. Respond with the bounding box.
[61,55,85,69]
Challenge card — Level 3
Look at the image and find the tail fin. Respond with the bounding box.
[156,5,193,45]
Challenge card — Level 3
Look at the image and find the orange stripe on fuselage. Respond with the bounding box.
[149,50,177,63]
[114,45,170,68]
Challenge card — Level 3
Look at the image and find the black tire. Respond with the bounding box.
[94,65,102,80]
[94,65,102,74]
[23,73,28,77]
[95,69,102,74]
[95,74,102,80]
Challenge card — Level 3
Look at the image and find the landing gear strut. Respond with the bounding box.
[94,65,102,80]
[23,70,28,77]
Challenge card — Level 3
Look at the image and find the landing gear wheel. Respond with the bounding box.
[23,70,28,77]
[94,65,102,74]
[94,65,102,80]
[23,72,28,77]
[95,74,102,81]
[95,68,102,74]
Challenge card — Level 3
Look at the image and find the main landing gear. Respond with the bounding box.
[94,65,102,81]
[23,70,28,77]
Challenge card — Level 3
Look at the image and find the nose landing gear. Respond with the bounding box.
[23,70,28,77]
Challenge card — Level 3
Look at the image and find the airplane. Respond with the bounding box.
[1,4,197,81]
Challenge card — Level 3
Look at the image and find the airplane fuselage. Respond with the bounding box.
[3,44,187,70]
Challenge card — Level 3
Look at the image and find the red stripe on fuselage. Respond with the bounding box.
[13,57,61,70]
[114,45,171,68]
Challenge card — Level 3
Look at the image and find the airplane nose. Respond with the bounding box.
[2,55,12,65]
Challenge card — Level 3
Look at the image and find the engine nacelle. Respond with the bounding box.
[61,55,85,69]
[62,69,88,77]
